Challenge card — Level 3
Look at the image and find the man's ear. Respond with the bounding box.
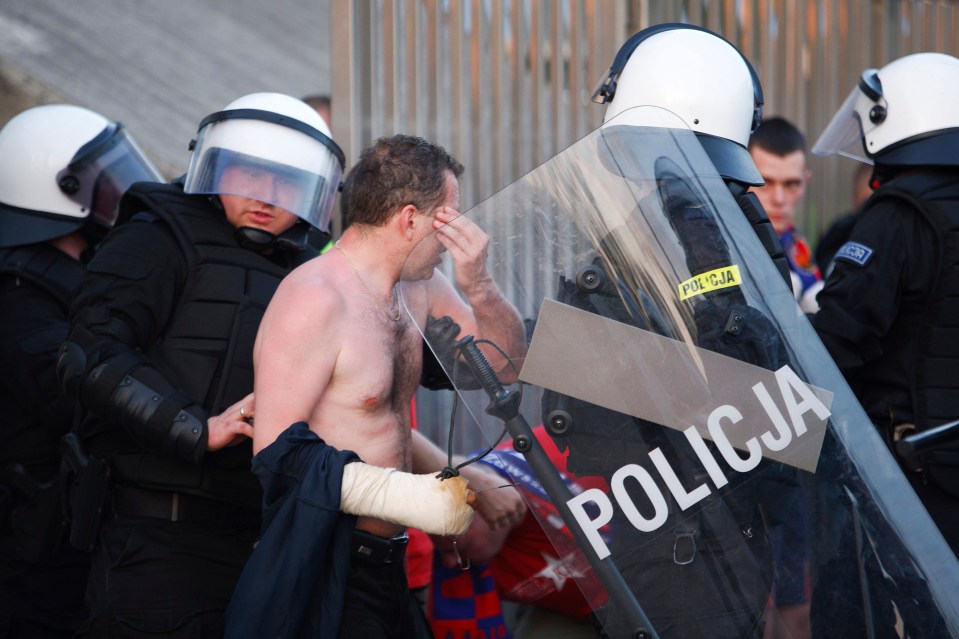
[398,204,419,240]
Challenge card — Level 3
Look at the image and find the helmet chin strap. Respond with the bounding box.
[209,196,279,252]
[213,197,313,253]
[234,222,314,254]
[234,225,279,251]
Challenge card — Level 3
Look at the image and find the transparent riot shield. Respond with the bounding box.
[400,108,959,639]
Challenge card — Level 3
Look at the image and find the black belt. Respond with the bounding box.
[351,529,409,564]
[111,485,260,532]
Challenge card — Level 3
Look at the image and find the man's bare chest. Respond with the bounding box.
[340,316,422,413]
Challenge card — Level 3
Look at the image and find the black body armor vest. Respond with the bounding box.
[869,173,959,427]
[866,172,959,492]
[0,243,84,306]
[104,183,313,506]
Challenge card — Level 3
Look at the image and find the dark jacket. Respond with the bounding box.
[814,170,959,432]
[814,169,959,496]
[0,243,89,631]
[225,422,359,639]
[0,244,84,470]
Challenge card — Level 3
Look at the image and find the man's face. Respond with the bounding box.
[748,147,809,234]
[404,171,460,281]
[218,164,300,235]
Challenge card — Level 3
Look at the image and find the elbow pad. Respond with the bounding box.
[83,358,207,464]
[339,463,474,536]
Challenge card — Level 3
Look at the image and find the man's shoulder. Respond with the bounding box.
[282,253,336,289]
[270,256,346,319]
[99,213,179,255]
[853,197,919,241]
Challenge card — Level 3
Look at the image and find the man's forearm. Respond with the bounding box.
[466,279,527,380]
[410,429,527,530]
[340,461,474,536]
[410,428,449,475]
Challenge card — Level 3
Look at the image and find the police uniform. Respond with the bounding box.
[533,158,795,638]
[813,168,959,554]
[0,244,89,638]
[63,181,317,637]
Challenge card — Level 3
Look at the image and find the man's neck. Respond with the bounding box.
[336,227,403,289]
[49,231,88,261]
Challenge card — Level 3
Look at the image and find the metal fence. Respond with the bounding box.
[639,0,959,239]
[330,0,627,210]
[330,0,959,448]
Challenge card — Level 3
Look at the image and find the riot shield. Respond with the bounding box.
[400,108,959,639]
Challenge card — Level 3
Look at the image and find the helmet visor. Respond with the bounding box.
[812,76,882,164]
[58,125,164,228]
[184,114,344,232]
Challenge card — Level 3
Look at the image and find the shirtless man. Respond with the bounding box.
[251,135,528,637]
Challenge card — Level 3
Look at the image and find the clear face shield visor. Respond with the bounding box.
[56,124,164,228]
[183,111,345,233]
[811,70,885,164]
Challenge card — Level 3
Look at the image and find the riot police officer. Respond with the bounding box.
[545,24,800,638]
[592,23,791,290]
[57,92,344,637]
[0,104,162,637]
[812,52,959,555]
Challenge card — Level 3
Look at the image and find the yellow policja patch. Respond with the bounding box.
[678,265,742,300]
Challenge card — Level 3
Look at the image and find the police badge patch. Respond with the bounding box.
[835,241,874,267]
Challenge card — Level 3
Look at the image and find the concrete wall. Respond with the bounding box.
[0,0,332,178]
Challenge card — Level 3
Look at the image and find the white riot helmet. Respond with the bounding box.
[0,104,163,249]
[812,52,959,169]
[593,23,765,186]
[183,92,344,233]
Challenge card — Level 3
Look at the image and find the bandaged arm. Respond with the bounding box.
[340,462,475,536]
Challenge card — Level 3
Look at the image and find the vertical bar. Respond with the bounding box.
[490,0,506,190]
[529,0,542,164]
[448,0,464,193]
[549,1,561,153]
[329,0,355,238]
[401,0,416,134]
[423,0,439,142]
[509,0,524,180]
[756,0,770,114]
[468,0,484,203]
[381,0,396,133]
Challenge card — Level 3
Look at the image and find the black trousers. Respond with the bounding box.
[337,548,433,639]
[77,517,255,638]
[908,472,959,558]
[0,541,89,638]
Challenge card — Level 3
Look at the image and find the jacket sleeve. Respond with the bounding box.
[0,276,75,439]
[58,218,208,464]
[813,199,935,371]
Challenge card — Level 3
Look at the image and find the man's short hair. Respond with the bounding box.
[748,116,807,157]
[343,135,464,227]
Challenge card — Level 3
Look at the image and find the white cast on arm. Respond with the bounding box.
[340,462,474,536]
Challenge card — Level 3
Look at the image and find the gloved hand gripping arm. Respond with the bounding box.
[339,462,476,536]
